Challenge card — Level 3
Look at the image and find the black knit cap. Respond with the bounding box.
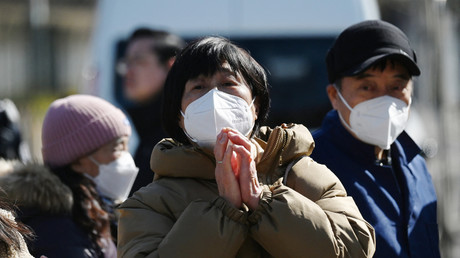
[326,20,420,83]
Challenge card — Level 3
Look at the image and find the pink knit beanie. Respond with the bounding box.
[41,94,131,168]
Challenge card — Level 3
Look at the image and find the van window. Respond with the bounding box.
[234,36,334,129]
[113,36,334,130]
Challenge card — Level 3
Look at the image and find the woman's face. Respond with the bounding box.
[179,62,258,131]
[122,38,169,103]
[71,136,129,177]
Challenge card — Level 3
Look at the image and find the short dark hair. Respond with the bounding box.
[162,36,270,144]
[127,28,186,65]
[334,55,412,90]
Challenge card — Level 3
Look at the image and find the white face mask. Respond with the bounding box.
[336,88,410,150]
[181,88,255,148]
[90,151,139,203]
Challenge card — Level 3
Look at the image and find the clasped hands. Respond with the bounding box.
[214,128,262,210]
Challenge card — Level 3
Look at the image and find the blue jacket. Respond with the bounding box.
[311,110,440,258]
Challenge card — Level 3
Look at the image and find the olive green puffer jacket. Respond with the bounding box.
[118,124,376,258]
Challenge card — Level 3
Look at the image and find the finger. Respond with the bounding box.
[213,131,228,164]
[231,143,252,161]
[215,142,236,180]
[221,127,253,153]
[215,144,242,208]
[231,144,253,185]
[232,144,261,210]
[226,130,252,151]
[231,144,254,183]
[231,149,240,179]
[223,141,233,167]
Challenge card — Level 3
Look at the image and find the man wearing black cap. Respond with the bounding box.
[311,20,440,258]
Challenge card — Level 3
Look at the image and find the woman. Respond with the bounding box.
[118,28,186,195]
[118,37,376,257]
[1,95,137,257]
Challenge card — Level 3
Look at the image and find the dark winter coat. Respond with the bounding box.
[126,95,166,196]
[0,161,116,258]
[311,110,440,258]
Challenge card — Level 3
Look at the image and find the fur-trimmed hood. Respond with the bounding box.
[0,159,73,215]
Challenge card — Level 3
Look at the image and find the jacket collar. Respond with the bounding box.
[321,110,421,165]
[151,123,315,180]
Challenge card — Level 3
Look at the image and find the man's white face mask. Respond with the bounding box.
[335,87,411,150]
[181,88,255,148]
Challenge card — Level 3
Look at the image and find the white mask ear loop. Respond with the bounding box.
[82,156,100,180]
[249,97,255,108]
[334,84,353,111]
[245,97,257,136]
[89,156,101,166]
[333,84,354,132]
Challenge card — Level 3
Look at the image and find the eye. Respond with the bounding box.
[130,56,149,66]
[221,76,239,87]
[184,78,208,95]
[113,142,124,152]
[222,81,235,87]
[392,80,408,91]
[359,85,371,91]
[391,85,402,91]
[192,84,204,90]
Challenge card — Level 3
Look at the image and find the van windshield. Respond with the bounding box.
[233,36,334,130]
[114,36,335,131]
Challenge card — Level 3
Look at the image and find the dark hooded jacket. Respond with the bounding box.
[0,161,116,258]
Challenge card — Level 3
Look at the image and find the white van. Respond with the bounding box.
[87,0,380,133]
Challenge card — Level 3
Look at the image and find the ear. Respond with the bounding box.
[178,110,185,130]
[70,159,86,174]
[167,57,176,70]
[326,84,340,110]
[71,156,100,177]
[253,96,259,120]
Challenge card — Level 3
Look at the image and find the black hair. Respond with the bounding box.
[162,36,271,144]
[127,28,186,65]
[51,166,112,253]
[0,196,34,253]
[334,55,412,90]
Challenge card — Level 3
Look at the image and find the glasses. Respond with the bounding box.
[116,54,154,76]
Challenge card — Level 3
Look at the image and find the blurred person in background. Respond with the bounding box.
[117,28,186,195]
[117,36,375,257]
[0,99,31,162]
[0,95,137,257]
[311,20,440,258]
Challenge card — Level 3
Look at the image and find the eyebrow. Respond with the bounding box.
[354,72,410,80]
[394,73,411,80]
[354,73,374,80]
[189,67,237,82]
[218,65,237,76]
